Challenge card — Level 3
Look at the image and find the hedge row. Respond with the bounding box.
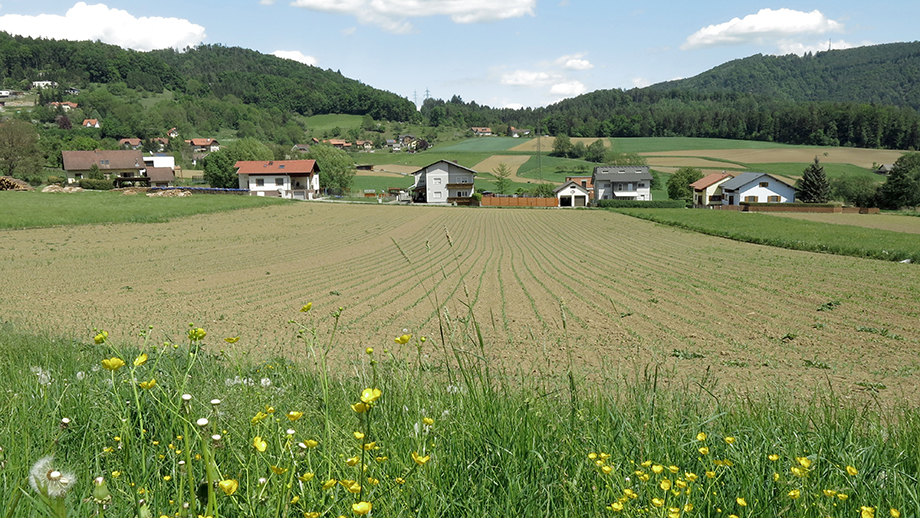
[596,199,686,208]
[78,179,115,190]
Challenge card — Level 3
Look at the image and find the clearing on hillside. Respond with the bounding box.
[1,203,917,405]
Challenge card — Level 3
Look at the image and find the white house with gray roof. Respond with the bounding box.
[592,166,653,203]
[410,160,477,205]
[719,172,797,206]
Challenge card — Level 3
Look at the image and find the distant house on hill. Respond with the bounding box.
[186,138,220,165]
[236,160,320,200]
[62,149,144,184]
[119,138,143,150]
[471,127,492,136]
[82,119,100,128]
[291,144,311,154]
[874,164,894,176]
[690,173,734,207]
[48,101,78,111]
[592,166,653,202]
[719,172,797,205]
[410,160,476,205]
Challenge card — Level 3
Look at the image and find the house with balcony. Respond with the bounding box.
[410,160,477,205]
[690,173,734,207]
[236,160,320,200]
[62,149,145,184]
[591,166,653,203]
[719,172,796,206]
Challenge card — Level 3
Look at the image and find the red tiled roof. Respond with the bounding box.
[235,160,319,175]
[119,138,142,146]
[186,138,218,146]
[690,173,734,190]
[82,119,99,126]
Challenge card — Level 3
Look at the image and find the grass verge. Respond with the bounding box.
[612,208,920,263]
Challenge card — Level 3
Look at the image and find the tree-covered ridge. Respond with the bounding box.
[0,33,415,121]
[648,41,920,111]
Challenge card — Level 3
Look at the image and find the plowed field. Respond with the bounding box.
[2,203,918,403]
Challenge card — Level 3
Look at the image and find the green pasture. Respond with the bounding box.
[516,155,594,181]
[610,137,795,153]
[0,191,288,229]
[351,175,412,193]
[435,137,528,152]
[302,114,365,134]
[747,162,878,180]
[614,208,920,262]
[351,151,493,170]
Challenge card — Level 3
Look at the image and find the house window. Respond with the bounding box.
[744,195,758,202]
[638,183,644,188]
[768,195,781,202]
[433,191,442,199]
[581,181,586,187]
[709,195,722,202]
[759,182,769,187]
[101,160,109,165]
[256,178,264,187]
[275,178,285,187]
[433,177,441,184]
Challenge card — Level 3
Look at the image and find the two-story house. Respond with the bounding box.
[410,160,477,205]
[62,150,145,184]
[690,173,734,207]
[719,172,797,206]
[236,160,320,200]
[592,166,653,203]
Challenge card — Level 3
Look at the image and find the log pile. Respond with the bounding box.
[0,176,34,191]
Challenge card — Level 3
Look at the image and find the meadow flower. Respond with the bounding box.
[823,489,837,497]
[696,432,707,441]
[133,353,148,366]
[253,436,267,452]
[685,472,698,481]
[652,498,664,507]
[94,331,108,344]
[260,378,272,387]
[29,456,75,498]
[699,446,709,455]
[365,347,374,355]
[251,411,268,425]
[837,493,848,501]
[796,457,812,468]
[891,509,900,517]
[791,466,807,477]
[224,336,240,343]
[354,431,365,440]
[724,436,736,444]
[345,456,360,467]
[139,379,156,389]
[394,334,411,344]
[412,452,431,465]
[271,466,288,475]
[218,479,238,496]
[668,465,679,473]
[736,497,747,506]
[768,454,779,461]
[651,465,664,474]
[861,506,876,518]
[322,479,337,490]
[660,479,672,491]
[101,357,125,371]
[30,366,52,385]
[298,472,314,482]
[304,513,320,518]
[609,502,624,511]
[847,465,858,476]
[352,501,372,515]
[788,489,801,499]
[423,417,435,426]
[300,302,312,312]
[360,388,382,404]
[706,471,716,479]
[187,327,206,341]
[302,439,318,448]
[92,476,111,504]
[351,402,368,413]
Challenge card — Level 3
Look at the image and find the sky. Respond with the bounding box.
[1,1,917,110]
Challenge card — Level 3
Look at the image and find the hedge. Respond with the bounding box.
[596,199,686,208]
[78,179,115,190]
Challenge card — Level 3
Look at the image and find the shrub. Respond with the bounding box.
[46,176,65,185]
[597,199,685,208]
[78,178,115,190]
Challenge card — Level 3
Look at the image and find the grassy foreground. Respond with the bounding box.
[614,208,920,263]
[1,305,918,518]
[0,191,289,230]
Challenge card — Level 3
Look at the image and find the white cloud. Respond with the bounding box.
[259,0,275,4]
[501,70,558,86]
[550,80,586,97]
[776,39,859,55]
[289,0,535,34]
[630,77,651,88]
[342,27,357,36]
[271,50,318,66]
[0,2,205,51]
[682,8,844,50]
[556,54,593,70]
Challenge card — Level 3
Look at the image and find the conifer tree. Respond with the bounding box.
[799,157,830,203]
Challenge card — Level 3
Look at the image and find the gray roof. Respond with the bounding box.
[592,165,652,181]
[553,180,589,195]
[62,150,144,171]
[412,160,478,177]
[721,172,796,190]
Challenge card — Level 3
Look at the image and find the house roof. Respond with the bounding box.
[187,138,218,146]
[721,172,797,191]
[235,160,319,175]
[82,119,98,126]
[592,165,653,181]
[62,150,144,171]
[147,167,175,183]
[689,173,734,190]
[554,180,590,195]
[411,160,478,177]
[119,138,142,146]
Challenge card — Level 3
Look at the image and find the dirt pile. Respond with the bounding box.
[146,189,192,197]
[41,185,84,193]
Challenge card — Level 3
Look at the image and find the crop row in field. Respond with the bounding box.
[1,203,918,404]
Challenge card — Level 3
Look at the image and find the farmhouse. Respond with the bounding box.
[690,173,734,207]
[119,138,143,150]
[554,180,590,207]
[719,172,797,205]
[592,166,653,202]
[471,127,492,136]
[62,149,144,184]
[410,160,476,205]
[82,119,100,128]
[236,160,320,200]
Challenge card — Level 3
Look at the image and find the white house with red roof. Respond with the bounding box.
[236,160,320,200]
[689,173,734,207]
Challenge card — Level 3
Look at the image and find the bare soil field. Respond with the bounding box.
[764,212,920,234]
[370,164,418,175]
[645,157,743,169]
[1,203,918,404]
[471,155,540,183]
[510,136,609,152]
[645,148,905,167]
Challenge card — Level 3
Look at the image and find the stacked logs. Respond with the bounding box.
[0,176,33,191]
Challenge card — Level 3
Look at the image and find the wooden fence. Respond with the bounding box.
[480,196,558,208]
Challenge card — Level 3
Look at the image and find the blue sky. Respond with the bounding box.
[2,1,917,109]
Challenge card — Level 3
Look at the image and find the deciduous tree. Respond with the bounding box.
[0,119,43,179]
[666,166,703,201]
[306,144,355,194]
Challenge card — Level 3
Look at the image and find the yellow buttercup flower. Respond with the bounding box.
[423,417,435,426]
[412,451,431,466]
[187,327,206,341]
[353,431,365,440]
[768,454,779,461]
[271,466,288,475]
[365,347,374,355]
[218,479,238,496]
[138,379,156,390]
[300,302,312,312]
[846,465,858,476]
[724,436,736,444]
[696,432,707,441]
[791,466,807,477]
[668,465,679,474]
[351,402,368,413]
[601,466,613,474]
[823,489,837,497]
[394,334,411,344]
[345,456,360,467]
[788,489,801,499]
[360,388,381,404]
[94,331,108,344]
[659,479,672,491]
[736,497,747,506]
[861,506,876,518]
[322,479,336,490]
[102,357,125,371]
[133,353,148,366]
[395,477,406,484]
[652,498,664,507]
[651,465,664,474]
[838,494,848,501]
[251,411,268,425]
[363,442,376,451]
[891,508,900,517]
[796,457,812,468]
[706,471,716,479]
[699,446,710,455]
[610,502,624,512]
[304,513,320,518]
[302,439,318,448]
[352,502,372,515]
[252,436,267,452]
[287,411,303,421]
[623,489,637,499]
[224,336,240,343]
[685,472,698,482]
[298,472,314,482]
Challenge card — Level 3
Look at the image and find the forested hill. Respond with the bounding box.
[0,33,416,121]
[648,41,920,111]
